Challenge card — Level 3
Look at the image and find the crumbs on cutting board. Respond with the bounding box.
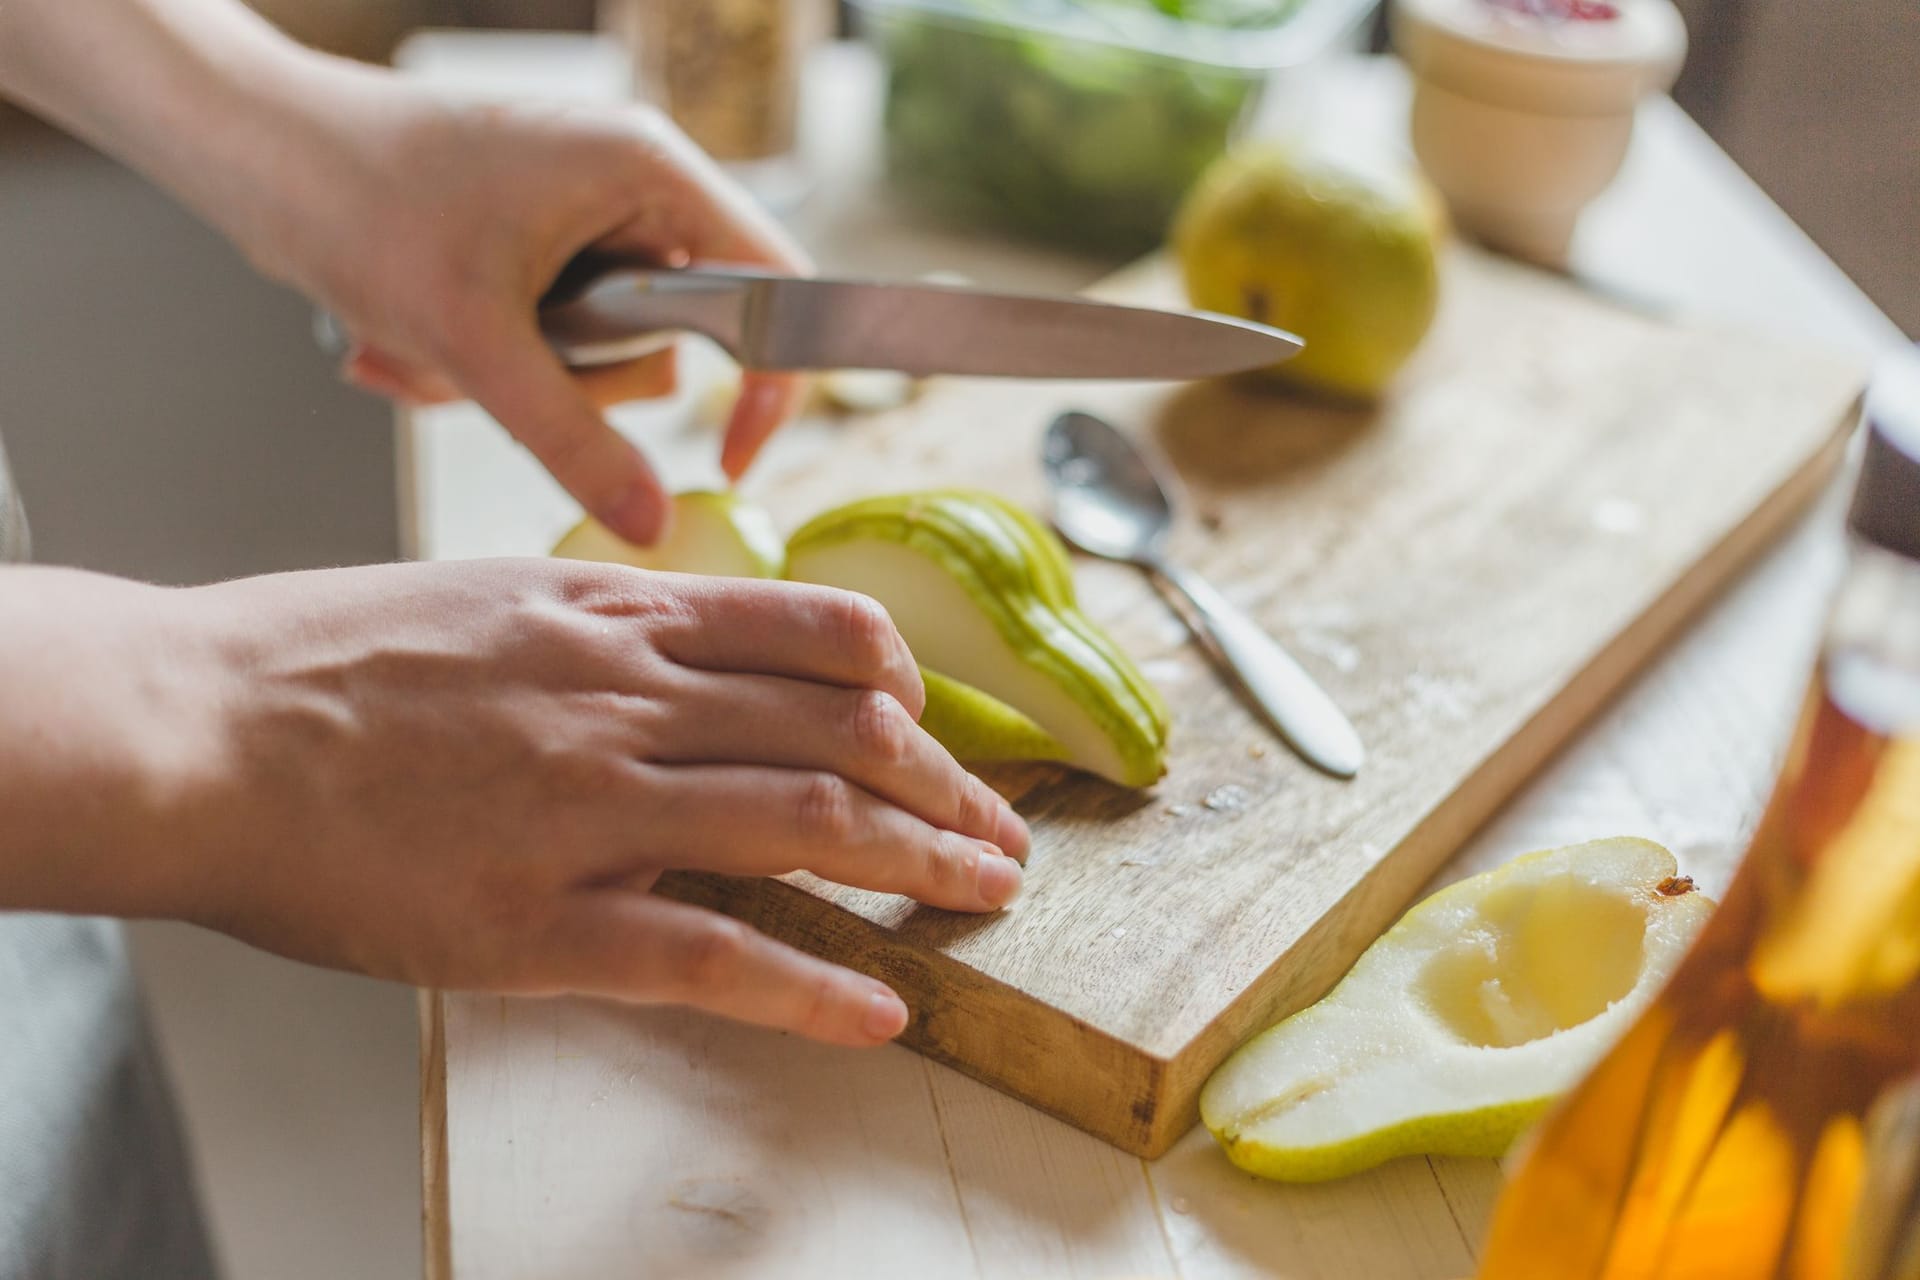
[1161,783,1255,819]
[1203,784,1249,813]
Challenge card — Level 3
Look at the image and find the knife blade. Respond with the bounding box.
[537,265,1302,379]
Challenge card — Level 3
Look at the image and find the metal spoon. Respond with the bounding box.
[1042,411,1366,779]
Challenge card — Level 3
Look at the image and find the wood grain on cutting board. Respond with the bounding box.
[636,244,1865,1158]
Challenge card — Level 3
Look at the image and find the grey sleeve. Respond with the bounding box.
[0,917,218,1280]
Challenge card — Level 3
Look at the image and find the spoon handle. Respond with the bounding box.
[1150,561,1366,779]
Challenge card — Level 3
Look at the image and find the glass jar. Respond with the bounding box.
[1476,349,1920,1278]
[603,0,827,207]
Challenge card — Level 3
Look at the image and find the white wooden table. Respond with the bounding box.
[400,36,1906,1280]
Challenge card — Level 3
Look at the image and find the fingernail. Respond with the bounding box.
[601,482,668,546]
[862,990,909,1041]
[975,847,1023,909]
[995,806,1031,865]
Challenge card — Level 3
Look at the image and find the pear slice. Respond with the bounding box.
[786,490,1168,787]
[552,490,784,578]
[1201,837,1713,1182]
[819,368,917,413]
[919,668,1069,766]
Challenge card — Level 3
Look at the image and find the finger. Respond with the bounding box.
[551,892,909,1046]
[592,112,812,477]
[719,370,807,480]
[642,673,1029,861]
[341,344,463,405]
[646,578,925,717]
[364,338,675,412]
[626,764,1022,913]
[573,345,679,410]
[451,312,672,545]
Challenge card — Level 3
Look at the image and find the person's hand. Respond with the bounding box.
[1,2,806,542]
[1,562,1027,1047]
[262,74,809,546]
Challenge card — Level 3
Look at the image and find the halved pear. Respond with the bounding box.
[919,668,1069,765]
[1201,838,1714,1182]
[786,490,1169,787]
[552,490,784,578]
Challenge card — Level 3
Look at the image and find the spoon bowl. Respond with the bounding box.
[1043,411,1176,564]
[1041,411,1366,779]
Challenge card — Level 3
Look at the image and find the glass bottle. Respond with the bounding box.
[1477,349,1920,1279]
[602,0,826,210]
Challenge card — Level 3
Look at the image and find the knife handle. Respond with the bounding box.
[1150,560,1366,779]
[539,263,758,368]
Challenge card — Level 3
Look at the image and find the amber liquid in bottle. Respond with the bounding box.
[1478,647,1920,1279]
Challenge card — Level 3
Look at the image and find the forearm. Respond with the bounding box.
[0,0,383,284]
[0,566,224,918]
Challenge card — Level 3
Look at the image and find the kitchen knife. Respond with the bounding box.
[537,263,1303,378]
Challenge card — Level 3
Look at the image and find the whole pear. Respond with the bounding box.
[1174,146,1444,399]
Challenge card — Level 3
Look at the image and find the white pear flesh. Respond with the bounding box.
[819,369,917,413]
[791,537,1143,782]
[787,491,1166,786]
[551,491,784,578]
[1201,837,1713,1182]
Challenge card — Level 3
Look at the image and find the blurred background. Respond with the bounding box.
[3,0,1913,585]
[0,2,1911,1277]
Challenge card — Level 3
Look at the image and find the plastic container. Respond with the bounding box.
[852,0,1381,255]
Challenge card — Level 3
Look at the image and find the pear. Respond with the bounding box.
[1174,146,1442,399]
[786,490,1168,787]
[918,668,1068,766]
[1201,837,1713,1182]
[818,368,917,414]
[552,490,784,578]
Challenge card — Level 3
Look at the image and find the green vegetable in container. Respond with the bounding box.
[866,0,1310,256]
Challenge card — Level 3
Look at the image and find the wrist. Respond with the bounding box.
[172,47,443,317]
[0,569,238,921]
[99,21,378,293]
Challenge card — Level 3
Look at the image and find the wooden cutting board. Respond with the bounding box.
[658,244,1863,1158]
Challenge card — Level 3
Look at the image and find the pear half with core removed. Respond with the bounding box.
[786,490,1168,787]
[552,490,784,578]
[1202,838,1713,1182]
